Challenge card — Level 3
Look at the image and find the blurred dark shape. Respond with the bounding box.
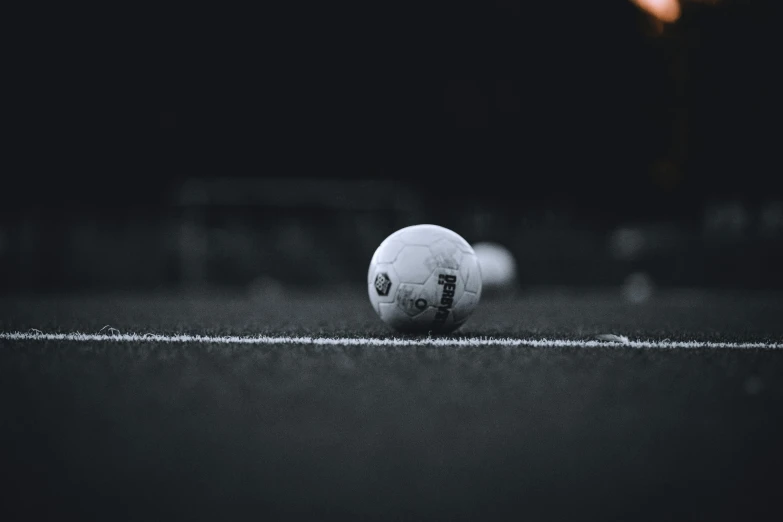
[1,180,782,293]
[1,0,780,293]
[759,201,783,239]
[175,178,425,291]
[650,158,684,192]
[703,201,749,242]
[609,227,647,261]
[177,178,419,212]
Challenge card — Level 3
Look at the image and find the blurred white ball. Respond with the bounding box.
[622,271,654,303]
[367,224,482,334]
[472,242,517,291]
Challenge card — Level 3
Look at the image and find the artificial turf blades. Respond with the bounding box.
[1,288,782,521]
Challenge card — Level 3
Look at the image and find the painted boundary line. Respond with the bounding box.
[0,332,781,349]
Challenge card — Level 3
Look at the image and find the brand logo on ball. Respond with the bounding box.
[433,274,457,325]
[374,273,391,296]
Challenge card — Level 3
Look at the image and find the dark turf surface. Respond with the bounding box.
[3,287,783,340]
[2,289,782,521]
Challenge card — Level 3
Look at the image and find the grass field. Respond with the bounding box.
[2,288,782,521]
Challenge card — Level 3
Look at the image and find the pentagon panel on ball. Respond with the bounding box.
[367,224,482,334]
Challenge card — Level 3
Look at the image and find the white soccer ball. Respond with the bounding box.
[367,224,482,334]
[472,242,518,292]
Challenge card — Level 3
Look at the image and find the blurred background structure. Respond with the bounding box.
[1,0,780,294]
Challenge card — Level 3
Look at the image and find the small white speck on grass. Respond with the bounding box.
[595,334,630,344]
[99,325,121,336]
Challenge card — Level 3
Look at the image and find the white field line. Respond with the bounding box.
[0,331,781,349]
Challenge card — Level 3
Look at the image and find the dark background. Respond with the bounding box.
[3,5,783,520]
[2,0,781,292]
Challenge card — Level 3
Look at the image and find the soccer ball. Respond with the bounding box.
[367,224,482,333]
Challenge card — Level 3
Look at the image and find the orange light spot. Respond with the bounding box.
[631,0,681,23]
